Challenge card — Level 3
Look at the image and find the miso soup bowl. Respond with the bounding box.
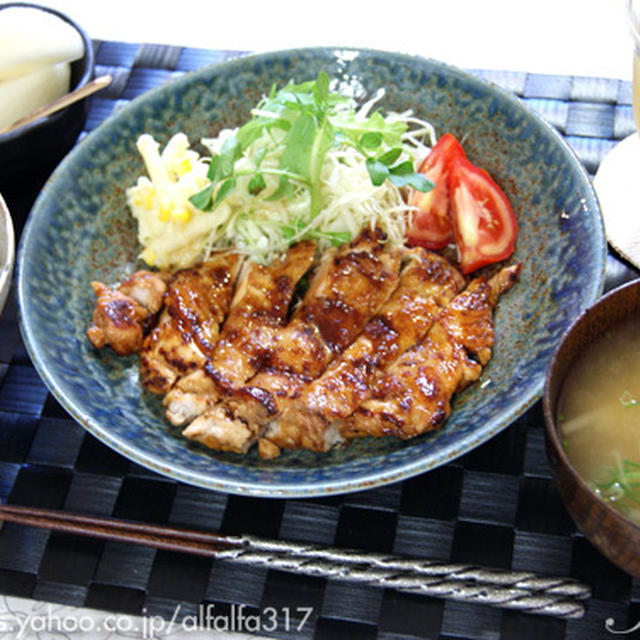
[543,278,640,577]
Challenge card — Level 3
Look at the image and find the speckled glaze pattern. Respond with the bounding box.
[17,48,606,497]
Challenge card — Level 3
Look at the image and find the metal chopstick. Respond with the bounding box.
[0,502,590,618]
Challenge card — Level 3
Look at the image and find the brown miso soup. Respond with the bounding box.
[558,317,640,525]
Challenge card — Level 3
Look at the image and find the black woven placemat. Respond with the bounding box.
[1,41,640,640]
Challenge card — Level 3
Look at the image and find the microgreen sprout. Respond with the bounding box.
[189,71,433,231]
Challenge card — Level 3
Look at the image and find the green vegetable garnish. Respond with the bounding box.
[592,459,640,507]
[619,390,640,408]
[189,71,433,225]
[281,218,351,247]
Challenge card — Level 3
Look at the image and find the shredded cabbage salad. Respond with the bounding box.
[127,72,436,270]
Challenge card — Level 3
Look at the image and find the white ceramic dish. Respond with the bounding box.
[0,193,15,316]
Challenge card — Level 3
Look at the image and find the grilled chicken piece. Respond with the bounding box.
[163,388,213,426]
[163,369,217,425]
[341,263,520,440]
[118,270,170,314]
[182,404,258,454]
[207,227,402,453]
[139,253,243,394]
[86,283,149,356]
[164,241,316,425]
[183,368,314,454]
[275,249,466,445]
[253,368,344,453]
[184,228,402,454]
[266,230,402,372]
[201,241,316,395]
[86,270,169,356]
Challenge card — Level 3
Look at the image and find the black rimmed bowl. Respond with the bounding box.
[18,47,606,497]
[0,2,94,229]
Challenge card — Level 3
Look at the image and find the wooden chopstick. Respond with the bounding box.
[0,501,590,618]
[0,75,112,136]
[0,502,242,554]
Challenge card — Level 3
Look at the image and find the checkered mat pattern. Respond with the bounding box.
[0,41,639,640]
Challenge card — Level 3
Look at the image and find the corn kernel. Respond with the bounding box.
[159,201,172,222]
[143,189,155,209]
[174,157,193,177]
[133,186,155,209]
[173,207,192,223]
[141,247,155,266]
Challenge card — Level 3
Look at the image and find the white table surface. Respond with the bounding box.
[1,1,635,638]
[37,0,633,81]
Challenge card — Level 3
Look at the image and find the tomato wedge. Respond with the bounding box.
[448,155,518,274]
[406,133,466,249]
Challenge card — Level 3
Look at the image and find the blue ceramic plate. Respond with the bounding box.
[18,48,606,497]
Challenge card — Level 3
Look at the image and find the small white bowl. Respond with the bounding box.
[0,193,15,316]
